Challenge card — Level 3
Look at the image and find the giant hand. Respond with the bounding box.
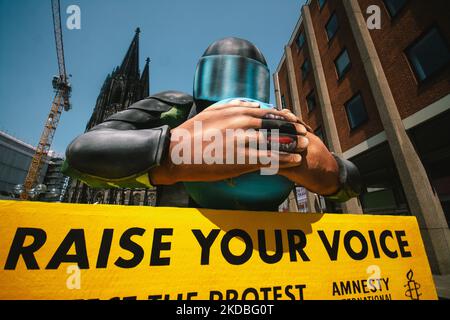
[269,108,340,196]
[149,99,310,185]
[278,131,340,196]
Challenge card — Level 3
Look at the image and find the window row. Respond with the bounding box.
[303,89,368,131]
[302,26,450,129]
[300,47,351,81]
[320,2,450,83]
[290,0,449,132]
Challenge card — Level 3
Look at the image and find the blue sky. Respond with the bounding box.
[0,0,304,155]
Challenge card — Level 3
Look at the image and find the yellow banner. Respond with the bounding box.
[0,200,437,300]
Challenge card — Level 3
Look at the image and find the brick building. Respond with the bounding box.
[273,0,450,274]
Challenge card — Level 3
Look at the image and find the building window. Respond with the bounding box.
[301,58,311,80]
[281,95,287,109]
[335,49,351,79]
[306,90,316,112]
[314,126,325,143]
[318,0,327,10]
[296,32,306,49]
[325,12,338,41]
[344,93,368,130]
[383,0,408,17]
[406,27,450,82]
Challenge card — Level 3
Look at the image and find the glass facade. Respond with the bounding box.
[0,132,48,198]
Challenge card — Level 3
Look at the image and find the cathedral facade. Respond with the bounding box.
[65,28,157,206]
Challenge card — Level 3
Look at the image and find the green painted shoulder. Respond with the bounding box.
[61,160,153,189]
[128,91,193,128]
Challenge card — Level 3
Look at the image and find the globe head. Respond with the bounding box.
[184,98,295,210]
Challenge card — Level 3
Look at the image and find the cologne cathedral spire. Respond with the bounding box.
[85,28,149,131]
[118,27,140,79]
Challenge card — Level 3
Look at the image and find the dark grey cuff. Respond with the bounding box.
[66,125,171,180]
[326,153,364,203]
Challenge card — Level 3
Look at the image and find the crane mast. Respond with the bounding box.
[21,0,71,200]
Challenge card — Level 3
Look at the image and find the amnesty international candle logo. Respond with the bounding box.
[0,201,438,300]
[404,269,422,300]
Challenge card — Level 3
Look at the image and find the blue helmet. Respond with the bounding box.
[193,37,270,110]
[185,38,294,211]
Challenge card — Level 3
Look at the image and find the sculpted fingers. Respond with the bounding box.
[231,124,309,155]
[240,148,302,169]
[281,109,314,133]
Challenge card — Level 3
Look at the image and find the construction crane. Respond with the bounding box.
[20,0,72,200]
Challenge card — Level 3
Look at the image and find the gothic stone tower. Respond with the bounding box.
[66,28,156,206]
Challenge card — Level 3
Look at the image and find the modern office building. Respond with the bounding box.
[273,0,450,274]
[0,130,49,199]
